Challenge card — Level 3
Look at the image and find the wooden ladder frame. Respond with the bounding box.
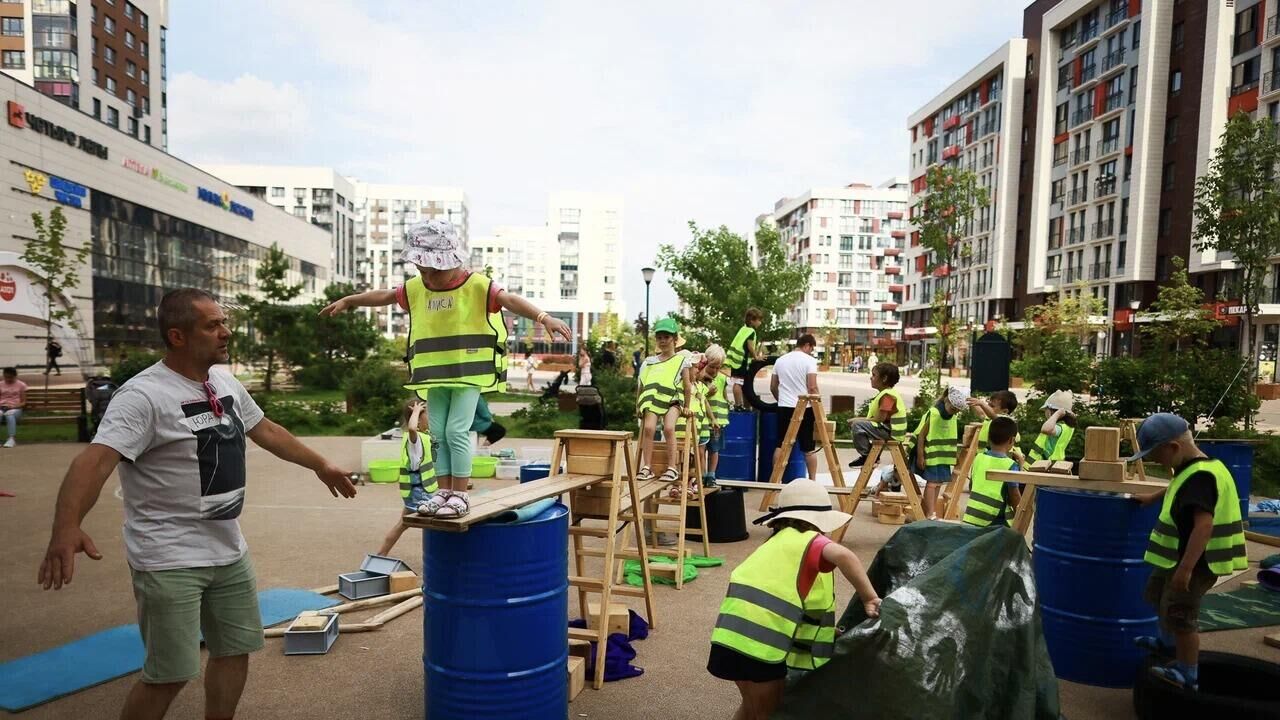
[1120,418,1147,481]
[845,440,926,527]
[755,395,852,540]
[558,429,659,691]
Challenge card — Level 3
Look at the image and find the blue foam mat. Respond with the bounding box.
[0,588,338,712]
[1249,515,1280,537]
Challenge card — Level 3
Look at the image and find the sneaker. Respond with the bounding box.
[702,474,717,489]
[1134,636,1175,657]
[848,456,866,468]
[1149,664,1198,692]
[2,437,13,448]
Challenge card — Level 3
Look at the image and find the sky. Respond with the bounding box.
[167,0,1021,318]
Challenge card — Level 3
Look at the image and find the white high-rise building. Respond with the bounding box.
[200,165,360,285]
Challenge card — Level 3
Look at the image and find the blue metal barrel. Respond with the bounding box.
[719,411,757,481]
[422,502,569,718]
[1198,441,1253,521]
[756,411,807,483]
[520,463,552,484]
[1033,488,1160,688]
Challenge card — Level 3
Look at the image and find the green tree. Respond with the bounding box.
[233,244,304,392]
[1142,256,1221,352]
[657,221,810,347]
[915,164,989,386]
[587,310,643,365]
[22,206,90,392]
[1012,294,1105,396]
[285,283,383,389]
[1193,112,1280,409]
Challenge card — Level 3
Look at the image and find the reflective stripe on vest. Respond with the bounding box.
[726,326,756,370]
[1144,458,1248,575]
[866,387,908,439]
[710,527,836,669]
[915,406,959,467]
[710,373,730,427]
[1028,424,1074,463]
[403,274,506,392]
[962,452,1017,527]
[399,433,438,497]
[637,354,684,415]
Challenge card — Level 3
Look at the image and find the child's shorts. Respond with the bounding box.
[402,484,434,512]
[707,644,787,682]
[1144,566,1217,634]
[922,465,952,484]
[706,431,726,453]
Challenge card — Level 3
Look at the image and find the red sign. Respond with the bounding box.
[0,272,14,302]
[7,101,25,129]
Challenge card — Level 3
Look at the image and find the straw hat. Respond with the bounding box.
[753,479,852,534]
[1043,389,1075,415]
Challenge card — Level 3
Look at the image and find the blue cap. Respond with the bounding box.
[1128,413,1189,461]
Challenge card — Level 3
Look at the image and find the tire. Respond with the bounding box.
[742,357,779,414]
[1133,651,1280,720]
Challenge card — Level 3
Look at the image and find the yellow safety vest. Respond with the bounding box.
[726,325,757,370]
[637,354,685,415]
[403,274,507,393]
[866,387,908,439]
[399,433,438,498]
[676,382,709,444]
[1144,458,1247,576]
[962,452,1017,527]
[710,527,836,670]
[1028,424,1075,463]
[710,373,731,428]
[914,405,959,468]
[977,416,1021,449]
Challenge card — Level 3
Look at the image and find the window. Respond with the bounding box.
[92,98,100,118]
[293,207,307,218]
[1232,57,1261,95]
[144,124,151,144]
[1172,22,1185,51]
[141,13,148,29]
[106,76,116,94]
[141,96,148,114]
[1132,20,1141,50]
[141,68,148,85]
[127,117,137,137]
[0,50,22,68]
[1235,5,1259,55]
[1162,163,1175,192]
[124,2,134,18]
[126,60,136,78]
[1,17,22,36]
[271,187,285,198]
[106,106,119,127]
[1055,102,1069,134]
[141,40,147,57]
[125,30,134,49]
[104,45,115,64]
[126,88,136,106]
[104,16,115,34]
[1158,208,1172,237]
[1165,116,1179,145]
[1170,70,1182,94]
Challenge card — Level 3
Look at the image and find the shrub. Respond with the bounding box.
[111,350,163,386]
[594,368,639,432]
[344,359,408,430]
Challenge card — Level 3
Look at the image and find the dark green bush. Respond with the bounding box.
[344,359,409,430]
[111,350,163,386]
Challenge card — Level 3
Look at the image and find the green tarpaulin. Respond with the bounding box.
[774,523,1060,720]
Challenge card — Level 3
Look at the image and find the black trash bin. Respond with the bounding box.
[685,487,749,543]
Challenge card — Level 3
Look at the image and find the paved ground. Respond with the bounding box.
[1,437,1274,719]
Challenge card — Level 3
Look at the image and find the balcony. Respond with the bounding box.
[1071,107,1095,126]
[885,265,903,275]
[1065,266,1085,283]
[1095,176,1118,198]
[888,283,906,293]
[1107,4,1129,29]
[1268,15,1280,42]
[943,115,962,130]
[881,302,899,312]
[887,210,904,220]
[1080,21,1100,45]
[1104,91,1124,113]
[1266,71,1280,96]
[883,246,901,256]
[1068,227,1086,244]
[1090,262,1112,280]
[1080,63,1097,84]
[1047,267,1062,280]
[1072,146,1091,165]
[973,251,990,265]
[1097,137,1121,157]
[1051,193,1065,208]
[1101,49,1126,75]
[1053,151,1069,167]
[1092,219,1115,238]
[1048,232,1063,250]
[1069,187,1089,206]
[980,152,994,167]
[1058,66,1072,91]
[1231,80,1260,97]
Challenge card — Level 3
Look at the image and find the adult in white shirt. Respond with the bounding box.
[770,334,821,479]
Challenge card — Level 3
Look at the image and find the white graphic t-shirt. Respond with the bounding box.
[93,362,264,571]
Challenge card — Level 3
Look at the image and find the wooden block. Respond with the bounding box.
[388,571,420,594]
[1265,632,1280,650]
[568,638,592,659]
[1078,460,1126,482]
[291,614,331,631]
[1084,427,1122,462]
[567,454,615,476]
[878,491,909,505]
[1049,461,1074,475]
[649,562,682,582]
[565,437,618,457]
[568,656,586,701]
[877,511,907,525]
[1030,460,1053,472]
[586,601,630,635]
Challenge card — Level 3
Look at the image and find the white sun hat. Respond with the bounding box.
[400,218,467,270]
[1043,389,1076,415]
[946,386,971,410]
[754,479,852,534]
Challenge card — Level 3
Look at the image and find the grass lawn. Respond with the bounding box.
[10,422,80,444]
[253,388,345,404]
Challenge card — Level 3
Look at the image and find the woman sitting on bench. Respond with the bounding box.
[1,367,27,448]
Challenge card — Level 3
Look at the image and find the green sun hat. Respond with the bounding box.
[653,317,681,335]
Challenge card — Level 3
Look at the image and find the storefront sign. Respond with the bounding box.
[122,157,189,193]
[7,101,109,160]
[0,270,15,302]
[197,187,254,220]
[22,168,89,209]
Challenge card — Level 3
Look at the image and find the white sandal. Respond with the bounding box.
[417,492,448,516]
[434,494,470,518]
[636,466,655,481]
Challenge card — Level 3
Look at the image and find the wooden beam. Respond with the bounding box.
[988,470,1167,495]
[715,479,854,496]
[1246,530,1280,548]
[403,473,602,531]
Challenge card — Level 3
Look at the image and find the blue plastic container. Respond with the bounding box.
[756,410,807,483]
[1199,441,1253,521]
[1033,488,1160,688]
[520,463,552,484]
[719,411,757,481]
[422,502,569,719]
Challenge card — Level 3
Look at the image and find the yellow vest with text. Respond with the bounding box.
[726,325,757,370]
[914,405,959,468]
[962,452,1017,527]
[404,274,507,393]
[710,527,836,670]
[637,354,685,415]
[399,433,438,498]
[1144,458,1247,576]
[866,387,908,439]
[1028,424,1074,463]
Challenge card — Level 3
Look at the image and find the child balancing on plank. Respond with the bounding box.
[322,219,571,518]
[708,479,881,719]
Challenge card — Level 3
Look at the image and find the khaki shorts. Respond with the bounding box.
[1144,565,1217,635]
[130,553,264,683]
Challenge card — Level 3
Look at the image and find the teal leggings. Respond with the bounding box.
[426,387,482,478]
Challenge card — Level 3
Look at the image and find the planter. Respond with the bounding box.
[1011,377,1025,388]
[1258,383,1280,400]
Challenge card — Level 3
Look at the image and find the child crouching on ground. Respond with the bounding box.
[378,400,436,555]
[709,479,881,719]
[962,416,1023,529]
[323,219,570,518]
[636,317,696,492]
[913,386,969,520]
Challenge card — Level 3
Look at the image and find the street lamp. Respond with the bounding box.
[1127,299,1141,355]
[642,267,656,355]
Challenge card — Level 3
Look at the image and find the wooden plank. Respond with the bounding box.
[554,429,632,441]
[308,583,340,595]
[988,470,1166,495]
[1264,633,1280,650]
[1246,530,1280,548]
[567,454,615,476]
[403,473,602,531]
[366,595,423,625]
[326,588,422,615]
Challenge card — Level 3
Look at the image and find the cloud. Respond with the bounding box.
[166,0,1020,316]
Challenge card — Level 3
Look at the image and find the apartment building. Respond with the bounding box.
[1,0,168,148]
[200,165,361,285]
[770,180,909,359]
[902,40,1029,364]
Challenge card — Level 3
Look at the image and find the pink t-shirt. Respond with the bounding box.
[798,534,837,599]
[395,271,504,314]
[0,379,27,409]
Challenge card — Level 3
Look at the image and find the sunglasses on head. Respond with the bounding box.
[203,381,224,418]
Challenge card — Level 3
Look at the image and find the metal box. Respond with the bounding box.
[338,554,414,600]
[283,613,338,655]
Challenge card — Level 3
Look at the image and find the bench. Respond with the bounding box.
[22,386,89,441]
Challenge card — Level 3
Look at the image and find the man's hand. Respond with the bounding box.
[317,464,358,498]
[319,297,351,317]
[542,316,572,342]
[39,526,102,590]
[1171,566,1192,593]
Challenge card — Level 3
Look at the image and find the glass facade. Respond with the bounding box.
[90,191,324,357]
[31,4,78,105]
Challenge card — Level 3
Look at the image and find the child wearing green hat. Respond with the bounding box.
[636,317,696,492]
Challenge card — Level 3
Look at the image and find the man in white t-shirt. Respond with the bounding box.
[770,334,821,479]
[37,288,357,720]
